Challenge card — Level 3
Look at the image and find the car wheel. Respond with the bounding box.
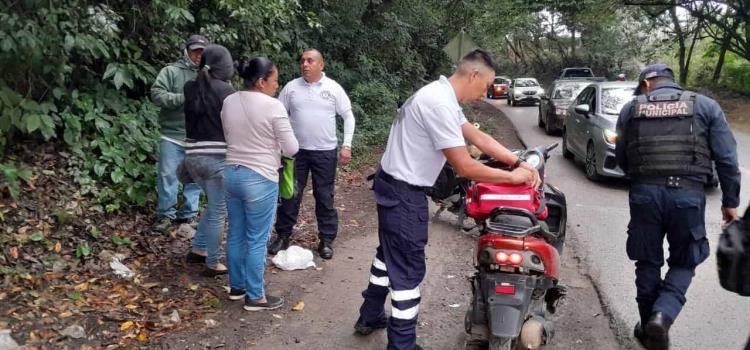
[562,129,573,159]
[538,108,545,128]
[585,142,603,182]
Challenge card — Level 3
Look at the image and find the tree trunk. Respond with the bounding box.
[570,27,576,59]
[669,7,688,85]
[713,18,740,82]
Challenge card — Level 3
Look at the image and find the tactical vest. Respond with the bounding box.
[625,91,713,178]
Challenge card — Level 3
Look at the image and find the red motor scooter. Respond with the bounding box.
[428,144,567,350]
[466,144,566,350]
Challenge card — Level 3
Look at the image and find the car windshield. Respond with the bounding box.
[564,69,592,77]
[553,83,587,100]
[601,87,636,115]
[515,79,538,87]
[494,78,508,84]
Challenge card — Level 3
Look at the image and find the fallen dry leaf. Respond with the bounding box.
[120,321,134,331]
[272,314,283,319]
[9,246,18,260]
[53,242,61,253]
[59,311,73,318]
[74,282,89,292]
[125,304,138,310]
[292,301,305,311]
[137,332,147,342]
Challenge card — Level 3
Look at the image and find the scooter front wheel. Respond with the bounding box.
[489,336,513,350]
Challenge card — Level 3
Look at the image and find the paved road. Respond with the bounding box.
[485,98,750,350]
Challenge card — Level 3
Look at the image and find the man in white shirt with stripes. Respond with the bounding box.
[270,49,356,259]
[354,49,539,350]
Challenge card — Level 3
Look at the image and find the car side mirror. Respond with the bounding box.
[574,104,590,115]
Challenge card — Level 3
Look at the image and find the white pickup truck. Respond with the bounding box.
[558,67,595,79]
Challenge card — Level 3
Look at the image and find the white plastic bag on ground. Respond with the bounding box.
[272,245,317,271]
[109,257,135,279]
[0,329,19,350]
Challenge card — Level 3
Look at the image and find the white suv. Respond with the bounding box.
[508,78,544,106]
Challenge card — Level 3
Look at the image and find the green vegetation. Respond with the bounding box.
[2,0,750,207]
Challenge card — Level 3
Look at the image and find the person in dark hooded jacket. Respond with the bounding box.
[180,44,236,276]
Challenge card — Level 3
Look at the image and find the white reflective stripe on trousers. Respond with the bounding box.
[369,275,389,287]
[391,304,420,320]
[390,286,420,301]
[372,257,387,271]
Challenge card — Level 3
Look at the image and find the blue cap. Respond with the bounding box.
[634,63,675,95]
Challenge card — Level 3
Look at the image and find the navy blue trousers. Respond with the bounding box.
[358,172,428,350]
[626,184,709,324]
[275,149,338,242]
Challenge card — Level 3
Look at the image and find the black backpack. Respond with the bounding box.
[717,206,750,296]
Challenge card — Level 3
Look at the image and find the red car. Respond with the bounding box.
[486,76,510,99]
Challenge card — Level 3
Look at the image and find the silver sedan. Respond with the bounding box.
[562,81,636,181]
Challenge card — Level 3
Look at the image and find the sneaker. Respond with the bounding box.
[154,217,173,233]
[354,316,388,336]
[244,295,284,311]
[228,288,245,301]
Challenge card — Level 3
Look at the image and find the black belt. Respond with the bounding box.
[377,170,429,193]
[633,176,705,191]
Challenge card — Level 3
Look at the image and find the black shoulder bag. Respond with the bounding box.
[717,205,750,296]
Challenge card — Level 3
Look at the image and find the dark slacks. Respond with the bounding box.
[626,183,709,324]
[358,171,428,350]
[275,149,338,242]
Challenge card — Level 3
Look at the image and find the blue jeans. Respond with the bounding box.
[224,165,279,300]
[183,154,226,267]
[157,139,202,220]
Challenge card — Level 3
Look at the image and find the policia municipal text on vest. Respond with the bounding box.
[625,91,713,179]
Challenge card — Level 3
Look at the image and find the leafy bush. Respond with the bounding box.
[0,1,312,209]
[0,162,33,199]
[349,81,399,147]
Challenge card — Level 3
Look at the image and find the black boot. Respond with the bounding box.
[633,322,648,348]
[645,312,672,350]
[353,316,387,336]
[267,236,290,255]
[318,240,334,259]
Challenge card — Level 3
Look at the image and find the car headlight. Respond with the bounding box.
[514,91,523,97]
[537,88,545,95]
[603,129,617,145]
[555,107,567,115]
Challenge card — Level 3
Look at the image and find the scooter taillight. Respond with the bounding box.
[495,251,524,265]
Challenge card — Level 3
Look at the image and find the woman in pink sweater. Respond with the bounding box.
[221,58,299,310]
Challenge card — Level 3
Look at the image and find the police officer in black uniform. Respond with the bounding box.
[615,64,741,350]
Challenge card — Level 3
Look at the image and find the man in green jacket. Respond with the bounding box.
[150,34,208,232]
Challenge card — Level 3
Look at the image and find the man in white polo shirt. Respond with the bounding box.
[354,49,540,350]
[270,48,356,259]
